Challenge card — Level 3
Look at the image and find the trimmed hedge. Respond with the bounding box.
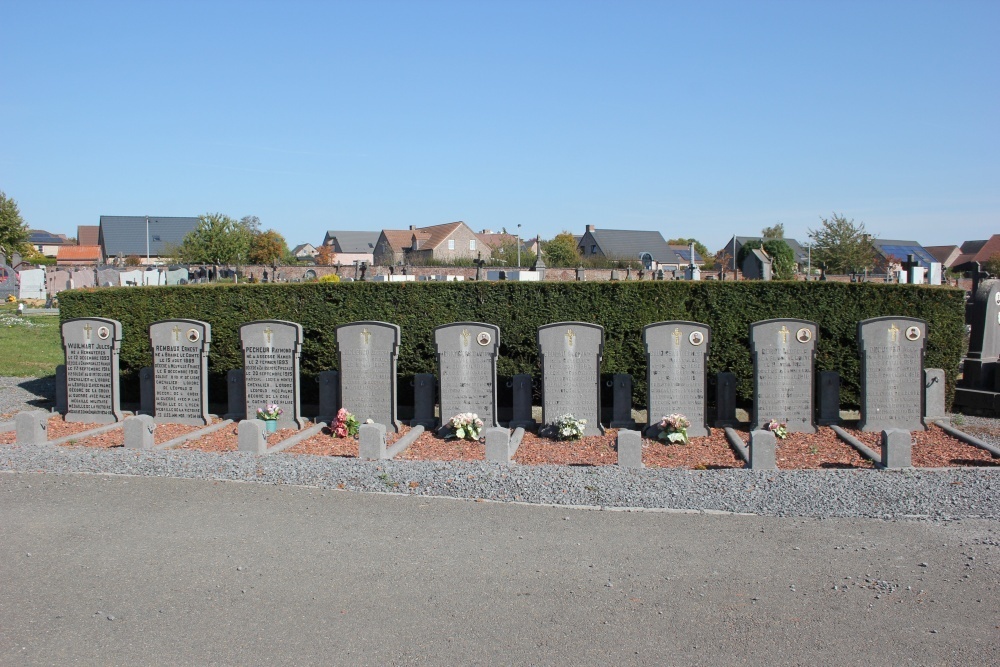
[59,281,965,409]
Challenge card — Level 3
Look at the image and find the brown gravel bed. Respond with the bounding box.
[727,426,874,469]
[513,429,618,466]
[179,420,316,453]
[395,429,485,462]
[66,418,223,449]
[0,415,118,447]
[643,428,744,469]
[852,424,1000,467]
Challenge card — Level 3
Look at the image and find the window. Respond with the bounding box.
[448,239,455,250]
[591,245,597,254]
[470,239,476,251]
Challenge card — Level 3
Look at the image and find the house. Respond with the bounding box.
[575,225,688,270]
[321,231,380,265]
[667,245,705,267]
[925,245,962,269]
[718,236,809,272]
[870,239,939,273]
[952,235,1000,272]
[28,230,70,257]
[372,222,489,266]
[57,245,103,266]
[291,243,318,262]
[77,225,100,247]
[475,230,539,266]
[742,248,773,280]
[98,215,200,265]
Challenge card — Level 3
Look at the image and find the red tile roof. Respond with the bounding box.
[57,245,102,261]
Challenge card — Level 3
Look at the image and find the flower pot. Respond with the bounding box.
[264,419,278,433]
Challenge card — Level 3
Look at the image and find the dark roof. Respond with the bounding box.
[28,230,69,245]
[871,239,936,268]
[585,229,679,263]
[323,231,380,253]
[668,245,703,263]
[77,225,100,246]
[954,235,1000,270]
[98,216,200,257]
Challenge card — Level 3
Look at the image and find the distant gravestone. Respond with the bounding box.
[817,371,841,426]
[435,322,500,429]
[537,322,604,436]
[509,373,534,429]
[714,371,737,427]
[240,320,305,429]
[336,321,401,432]
[0,261,17,301]
[119,269,142,286]
[17,268,46,300]
[750,318,817,433]
[166,268,189,285]
[150,319,211,425]
[857,316,926,432]
[316,370,339,424]
[643,321,711,437]
[61,317,123,423]
[143,269,162,286]
[411,373,437,429]
[96,268,119,288]
[72,269,95,288]
[47,270,71,295]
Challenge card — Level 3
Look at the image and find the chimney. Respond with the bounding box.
[409,225,416,230]
[586,225,595,233]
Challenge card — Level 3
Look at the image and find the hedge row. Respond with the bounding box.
[59,281,966,409]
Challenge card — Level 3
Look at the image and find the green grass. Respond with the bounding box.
[0,306,63,377]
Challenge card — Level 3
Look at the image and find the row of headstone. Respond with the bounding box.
[25,267,194,296]
[58,316,929,434]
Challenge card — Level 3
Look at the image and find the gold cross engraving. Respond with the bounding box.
[673,328,682,346]
[779,325,790,343]
[888,323,899,342]
[82,323,93,341]
[172,325,182,342]
[461,329,471,346]
[361,328,371,345]
[566,329,575,346]
[263,327,273,346]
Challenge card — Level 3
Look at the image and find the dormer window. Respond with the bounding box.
[469,239,476,251]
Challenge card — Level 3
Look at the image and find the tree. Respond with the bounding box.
[248,229,288,265]
[667,237,713,269]
[0,190,29,255]
[489,238,535,267]
[808,213,876,274]
[177,213,252,265]
[983,253,1000,278]
[240,215,261,234]
[541,231,581,267]
[315,245,336,266]
[761,223,785,240]
[735,239,794,279]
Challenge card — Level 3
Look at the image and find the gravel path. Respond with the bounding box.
[0,376,55,419]
[3,376,1000,519]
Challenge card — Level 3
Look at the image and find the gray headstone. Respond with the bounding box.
[240,320,305,429]
[643,321,711,436]
[17,268,45,300]
[881,429,912,468]
[238,419,267,453]
[537,322,605,436]
[0,261,16,301]
[61,318,123,423]
[226,369,246,420]
[411,373,437,429]
[166,268,189,285]
[139,366,154,415]
[358,422,388,460]
[924,368,946,421]
[336,321,401,433]
[749,429,776,470]
[858,317,926,432]
[72,269,95,288]
[484,427,512,464]
[616,429,643,469]
[15,410,49,445]
[316,370,339,424]
[434,322,499,429]
[150,319,211,425]
[714,372,737,427]
[96,268,119,288]
[608,374,635,429]
[961,279,1000,388]
[55,364,67,414]
[47,270,71,295]
[509,373,534,429]
[817,371,841,426]
[750,319,817,433]
[124,414,156,450]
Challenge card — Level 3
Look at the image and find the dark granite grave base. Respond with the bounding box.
[953,387,1000,416]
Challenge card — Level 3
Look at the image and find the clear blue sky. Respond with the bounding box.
[2,0,997,253]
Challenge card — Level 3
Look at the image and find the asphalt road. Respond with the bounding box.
[1,472,998,666]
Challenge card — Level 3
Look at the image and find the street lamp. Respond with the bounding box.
[145,215,150,265]
[806,244,828,278]
[516,224,523,268]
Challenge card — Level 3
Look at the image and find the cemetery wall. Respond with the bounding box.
[59,281,965,407]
